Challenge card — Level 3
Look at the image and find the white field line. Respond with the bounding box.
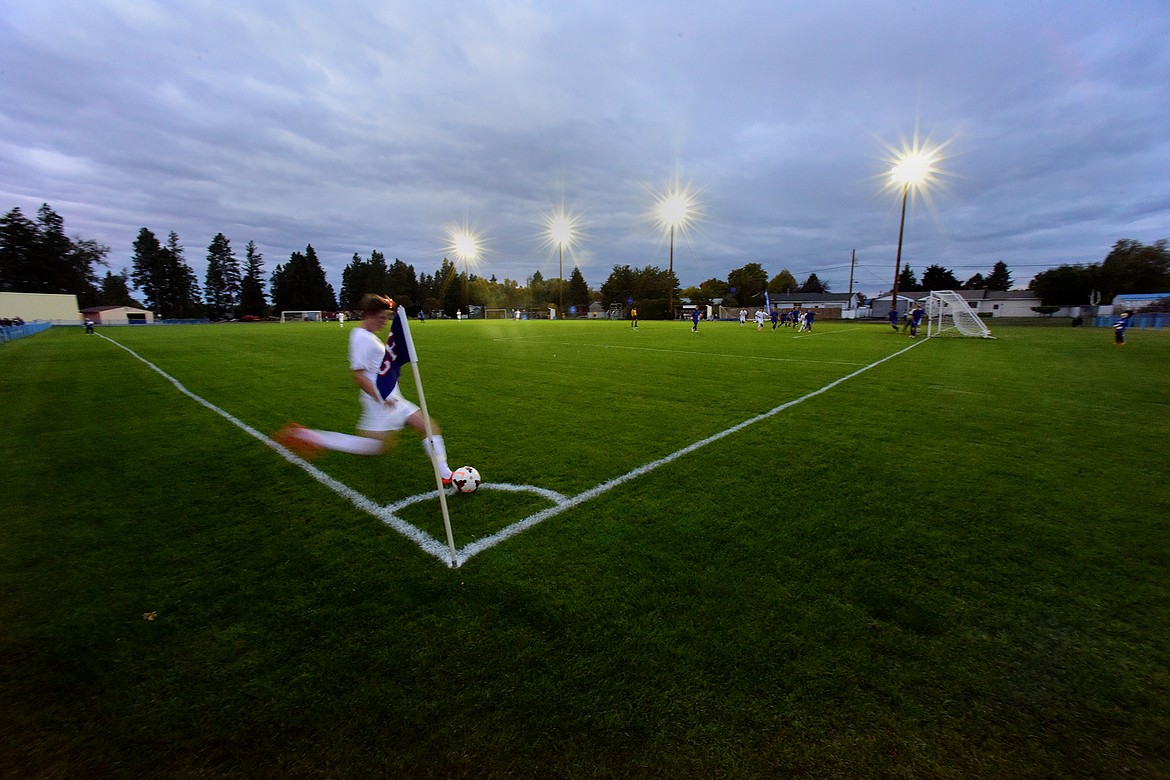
[98,334,455,564]
[100,332,926,568]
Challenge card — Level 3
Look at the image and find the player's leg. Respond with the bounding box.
[406,410,453,481]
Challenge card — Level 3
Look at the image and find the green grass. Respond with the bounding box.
[2,319,1169,777]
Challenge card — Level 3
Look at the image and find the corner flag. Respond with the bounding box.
[376,307,417,400]
[376,306,458,566]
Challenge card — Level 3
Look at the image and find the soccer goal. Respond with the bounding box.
[484,308,507,320]
[925,291,993,338]
[280,310,322,323]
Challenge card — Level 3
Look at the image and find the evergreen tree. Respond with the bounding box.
[238,241,267,317]
[98,270,142,307]
[0,207,36,291]
[920,264,961,291]
[799,272,829,294]
[0,204,106,302]
[985,261,1013,291]
[963,272,986,290]
[130,228,166,313]
[271,244,337,312]
[340,250,392,309]
[897,265,920,292]
[204,233,241,319]
[566,266,589,310]
[387,258,420,308]
[165,232,203,319]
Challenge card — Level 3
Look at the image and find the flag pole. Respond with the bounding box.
[397,309,459,567]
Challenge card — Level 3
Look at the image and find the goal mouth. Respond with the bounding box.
[279,310,323,323]
[925,291,994,339]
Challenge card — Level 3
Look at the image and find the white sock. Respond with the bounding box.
[301,428,383,456]
[422,435,452,479]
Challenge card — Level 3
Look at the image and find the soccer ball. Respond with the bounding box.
[451,466,481,494]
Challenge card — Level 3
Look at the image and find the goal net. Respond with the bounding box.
[925,291,993,338]
[485,308,507,320]
[280,310,322,322]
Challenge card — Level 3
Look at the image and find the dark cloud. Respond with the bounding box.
[2,0,1169,295]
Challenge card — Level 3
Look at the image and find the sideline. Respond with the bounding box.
[99,332,927,568]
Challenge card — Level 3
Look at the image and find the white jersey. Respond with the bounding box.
[348,327,405,402]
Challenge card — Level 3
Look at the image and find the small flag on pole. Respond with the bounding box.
[764,289,771,313]
[376,307,416,400]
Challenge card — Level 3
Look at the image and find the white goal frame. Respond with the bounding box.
[925,291,993,338]
[280,310,323,323]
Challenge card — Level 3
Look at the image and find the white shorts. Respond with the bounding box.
[357,392,420,433]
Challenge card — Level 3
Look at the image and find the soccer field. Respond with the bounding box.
[3,320,1169,776]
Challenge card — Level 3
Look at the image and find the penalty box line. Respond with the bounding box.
[456,337,928,565]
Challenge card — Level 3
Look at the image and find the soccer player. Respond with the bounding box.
[274,294,454,483]
[888,306,900,332]
[909,304,924,338]
[631,306,638,329]
[770,308,779,331]
[692,307,700,332]
[1113,310,1132,345]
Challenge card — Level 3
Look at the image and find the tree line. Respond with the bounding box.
[4,203,1167,319]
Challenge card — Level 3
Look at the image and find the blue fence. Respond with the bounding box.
[0,321,52,344]
[1093,313,1169,330]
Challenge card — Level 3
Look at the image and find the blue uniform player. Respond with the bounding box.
[1113,310,1132,345]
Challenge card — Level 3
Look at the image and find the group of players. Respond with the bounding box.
[735,307,817,333]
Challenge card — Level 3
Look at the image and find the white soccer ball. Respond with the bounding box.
[451,465,482,494]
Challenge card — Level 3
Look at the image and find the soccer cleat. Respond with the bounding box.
[442,475,453,487]
[273,423,323,461]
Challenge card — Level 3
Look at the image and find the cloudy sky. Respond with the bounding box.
[3,0,1169,298]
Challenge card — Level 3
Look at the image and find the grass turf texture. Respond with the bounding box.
[2,319,1168,777]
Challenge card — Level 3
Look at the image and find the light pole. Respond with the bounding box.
[543,207,580,321]
[886,146,939,313]
[446,225,482,316]
[653,184,698,320]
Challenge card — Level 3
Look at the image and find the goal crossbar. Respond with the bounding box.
[925,291,994,339]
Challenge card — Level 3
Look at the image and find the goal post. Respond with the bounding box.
[925,291,993,338]
[280,310,322,322]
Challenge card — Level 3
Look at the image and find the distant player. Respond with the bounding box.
[1113,310,1132,345]
[739,309,747,326]
[755,309,765,331]
[274,294,454,483]
[888,306,899,332]
[631,306,638,329]
[692,307,700,332]
[770,308,779,331]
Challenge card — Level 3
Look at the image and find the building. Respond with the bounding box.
[0,292,81,322]
[1111,292,1170,313]
[80,305,155,325]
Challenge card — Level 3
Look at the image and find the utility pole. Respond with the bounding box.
[848,249,856,308]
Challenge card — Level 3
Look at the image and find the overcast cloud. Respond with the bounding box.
[2,0,1169,297]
